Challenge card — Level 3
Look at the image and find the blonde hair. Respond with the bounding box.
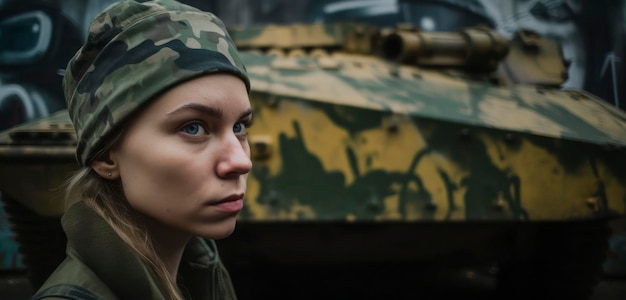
[65,136,184,300]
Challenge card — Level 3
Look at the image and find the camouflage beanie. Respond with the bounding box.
[63,0,249,166]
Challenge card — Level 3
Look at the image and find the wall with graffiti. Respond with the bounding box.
[0,200,24,270]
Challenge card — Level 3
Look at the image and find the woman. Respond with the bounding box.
[32,0,251,299]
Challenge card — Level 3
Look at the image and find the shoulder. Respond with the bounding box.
[31,284,101,300]
[32,255,117,300]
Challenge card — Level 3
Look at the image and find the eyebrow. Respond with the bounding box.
[167,103,222,118]
[239,108,253,120]
[167,103,252,120]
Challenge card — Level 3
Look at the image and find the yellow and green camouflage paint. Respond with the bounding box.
[236,23,626,222]
[0,22,625,223]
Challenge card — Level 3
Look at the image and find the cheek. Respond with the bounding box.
[117,137,210,208]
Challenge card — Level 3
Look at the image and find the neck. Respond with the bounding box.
[143,217,192,279]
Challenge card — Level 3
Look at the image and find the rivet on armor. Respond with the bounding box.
[425,200,437,210]
[504,133,519,146]
[586,196,599,211]
[267,95,280,108]
[250,135,273,160]
[459,128,471,138]
[266,48,284,57]
[493,198,506,210]
[366,195,382,212]
[387,116,401,133]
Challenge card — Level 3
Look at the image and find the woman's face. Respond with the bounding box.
[107,74,252,239]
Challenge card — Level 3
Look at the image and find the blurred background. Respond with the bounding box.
[1,0,625,299]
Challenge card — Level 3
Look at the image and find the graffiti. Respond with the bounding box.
[600,52,622,108]
[0,195,24,270]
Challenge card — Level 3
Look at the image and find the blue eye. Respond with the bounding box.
[181,122,205,135]
[233,122,246,135]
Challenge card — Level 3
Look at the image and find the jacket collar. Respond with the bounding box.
[62,201,218,299]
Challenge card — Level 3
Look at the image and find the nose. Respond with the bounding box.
[216,134,252,178]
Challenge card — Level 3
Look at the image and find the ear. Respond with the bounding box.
[91,153,119,180]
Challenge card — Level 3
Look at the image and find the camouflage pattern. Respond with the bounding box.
[64,0,249,166]
[233,23,626,222]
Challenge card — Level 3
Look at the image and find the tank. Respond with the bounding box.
[1,1,625,299]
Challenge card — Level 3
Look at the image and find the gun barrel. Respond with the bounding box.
[381,27,509,70]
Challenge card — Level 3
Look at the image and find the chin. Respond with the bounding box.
[197,219,237,240]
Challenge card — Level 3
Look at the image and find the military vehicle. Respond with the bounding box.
[1,0,625,299]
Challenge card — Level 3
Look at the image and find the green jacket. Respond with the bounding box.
[32,202,237,300]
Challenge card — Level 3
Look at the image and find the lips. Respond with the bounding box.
[216,193,244,204]
[210,193,244,212]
